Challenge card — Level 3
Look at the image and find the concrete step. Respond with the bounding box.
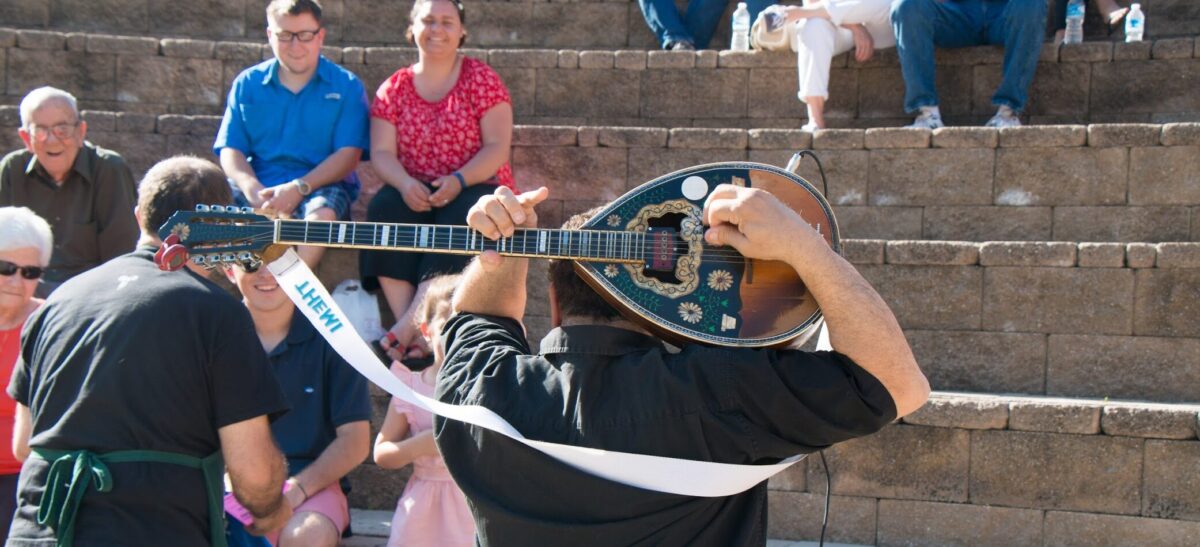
[5,110,1195,243]
[341,393,1200,546]
[3,28,1199,126]
[3,0,1198,50]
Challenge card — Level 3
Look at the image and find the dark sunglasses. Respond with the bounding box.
[0,260,44,280]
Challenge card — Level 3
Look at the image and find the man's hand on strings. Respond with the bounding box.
[466,186,549,271]
[701,184,819,262]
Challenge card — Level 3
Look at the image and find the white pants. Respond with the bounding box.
[794,0,897,101]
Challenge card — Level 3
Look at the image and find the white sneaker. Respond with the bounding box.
[985,106,1022,128]
[801,122,820,132]
[906,107,944,129]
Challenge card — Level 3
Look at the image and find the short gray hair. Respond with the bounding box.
[0,207,54,266]
[19,86,80,128]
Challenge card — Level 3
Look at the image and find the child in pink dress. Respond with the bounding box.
[374,275,475,547]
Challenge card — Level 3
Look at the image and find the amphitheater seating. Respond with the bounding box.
[1,2,1198,543]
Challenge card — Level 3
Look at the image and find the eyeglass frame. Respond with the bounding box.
[269,28,323,44]
[26,121,81,142]
[0,260,45,281]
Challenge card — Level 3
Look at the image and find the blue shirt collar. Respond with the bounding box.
[260,55,331,88]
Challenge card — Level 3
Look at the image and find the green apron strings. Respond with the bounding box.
[32,448,227,547]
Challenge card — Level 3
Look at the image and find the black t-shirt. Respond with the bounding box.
[434,313,897,547]
[6,247,289,547]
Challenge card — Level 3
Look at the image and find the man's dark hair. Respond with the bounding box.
[267,0,323,23]
[137,156,232,235]
[547,207,622,321]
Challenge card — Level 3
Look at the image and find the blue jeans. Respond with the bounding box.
[891,0,1047,113]
[637,0,773,49]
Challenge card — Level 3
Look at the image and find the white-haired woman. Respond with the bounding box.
[0,206,52,542]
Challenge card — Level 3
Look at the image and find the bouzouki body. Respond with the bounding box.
[157,161,839,348]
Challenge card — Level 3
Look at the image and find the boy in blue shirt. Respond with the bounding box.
[215,0,369,268]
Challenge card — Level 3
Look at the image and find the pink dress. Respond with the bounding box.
[387,362,476,547]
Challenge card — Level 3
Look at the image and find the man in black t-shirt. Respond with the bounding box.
[7,156,293,546]
[433,185,930,546]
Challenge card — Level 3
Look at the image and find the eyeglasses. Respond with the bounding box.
[271,29,321,43]
[28,122,79,142]
[0,260,44,280]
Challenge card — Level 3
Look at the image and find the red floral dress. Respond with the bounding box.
[371,57,515,189]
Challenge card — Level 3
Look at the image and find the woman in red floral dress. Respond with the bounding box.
[360,0,515,360]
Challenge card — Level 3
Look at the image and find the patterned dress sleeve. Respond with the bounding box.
[370,69,405,123]
[465,59,512,117]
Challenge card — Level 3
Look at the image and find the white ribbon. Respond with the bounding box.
[268,249,812,497]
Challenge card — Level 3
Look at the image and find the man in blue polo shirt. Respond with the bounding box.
[214,0,369,268]
[225,258,371,547]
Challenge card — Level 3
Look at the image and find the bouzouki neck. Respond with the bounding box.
[273,219,647,264]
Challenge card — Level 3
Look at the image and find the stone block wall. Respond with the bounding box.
[3,29,1200,126]
[3,113,1197,244]
[764,392,1200,546]
[5,0,1196,49]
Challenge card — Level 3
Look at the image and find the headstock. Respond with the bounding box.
[154,205,283,271]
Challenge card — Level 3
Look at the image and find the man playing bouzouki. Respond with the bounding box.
[433,184,930,546]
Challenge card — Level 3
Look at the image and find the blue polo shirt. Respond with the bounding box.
[267,309,372,485]
[214,56,370,189]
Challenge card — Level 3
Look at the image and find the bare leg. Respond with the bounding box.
[805,96,827,129]
[276,511,340,547]
[378,276,432,360]
[297,207,336,268]
[1093,0,1127,24]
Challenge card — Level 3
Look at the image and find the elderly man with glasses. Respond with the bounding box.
[214,0,370,269]
[0,86,139,297]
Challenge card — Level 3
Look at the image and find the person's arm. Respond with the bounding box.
[219,415,292,534]
[258,147,363,216]
[12,403,30,463]
[93,156,139,261]
[370,117,432,212]
[428,103,514,205]
[702,184,929,417]
[452,186,550,321]
[284,421,369,508]
[373,405,438,469]
[219,148,266,208]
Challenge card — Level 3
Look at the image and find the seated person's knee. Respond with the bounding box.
[279,511,339,547]
[891,0,935,22]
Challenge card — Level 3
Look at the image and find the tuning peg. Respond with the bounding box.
[210,205,226,213]
[195,204,210,212]
[240,206,254,214]
[156,243,189,272]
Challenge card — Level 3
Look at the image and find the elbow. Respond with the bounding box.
[13,444,28,464]
[893,365,931,419]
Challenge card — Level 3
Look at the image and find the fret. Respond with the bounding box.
[351,223,357,245]
[522,230,527,255]
[447,226,454,251]
[418,226,429,248]
[326,222,333,244]
[565,231,572,257]
[303,221,309,243]
[371,223,377,247]
[606,232,613,259]
[469,229,477,251]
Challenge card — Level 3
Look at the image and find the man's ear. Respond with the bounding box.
[18,128,32,152]
[75,120,87,144]
[133,205,147,234]
[549,284,562,328]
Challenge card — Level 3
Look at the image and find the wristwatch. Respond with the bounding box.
[293,178,312,196]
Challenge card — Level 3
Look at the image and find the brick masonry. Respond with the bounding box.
[2,28,1200,127]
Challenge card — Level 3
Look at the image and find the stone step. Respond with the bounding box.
[3,28,1199,126]
[4,111,1196,243]
[3,0,1197,50]
[316,236,1200,406]
[341,509,869,546]
[342,392,1200,546]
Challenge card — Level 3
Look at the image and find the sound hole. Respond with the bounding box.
[643,212,688,283]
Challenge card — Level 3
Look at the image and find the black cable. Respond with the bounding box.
[794,149,830,199]
[819,450,831,547]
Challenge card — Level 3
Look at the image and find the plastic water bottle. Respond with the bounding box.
[731,2,750,52]
[1125,3,1145,42]
[1064,0,1085,44]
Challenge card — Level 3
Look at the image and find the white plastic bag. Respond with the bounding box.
[330,279,385,342]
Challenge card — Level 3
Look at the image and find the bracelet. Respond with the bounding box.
[451,172,467,191]
[288,477,310,500]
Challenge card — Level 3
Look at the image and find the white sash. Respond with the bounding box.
[268,249,812,497]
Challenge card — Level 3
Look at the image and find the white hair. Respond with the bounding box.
[19,86,80,128]
[0,207,54,266]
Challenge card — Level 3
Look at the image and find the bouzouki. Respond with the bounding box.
[157,161,840,348]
